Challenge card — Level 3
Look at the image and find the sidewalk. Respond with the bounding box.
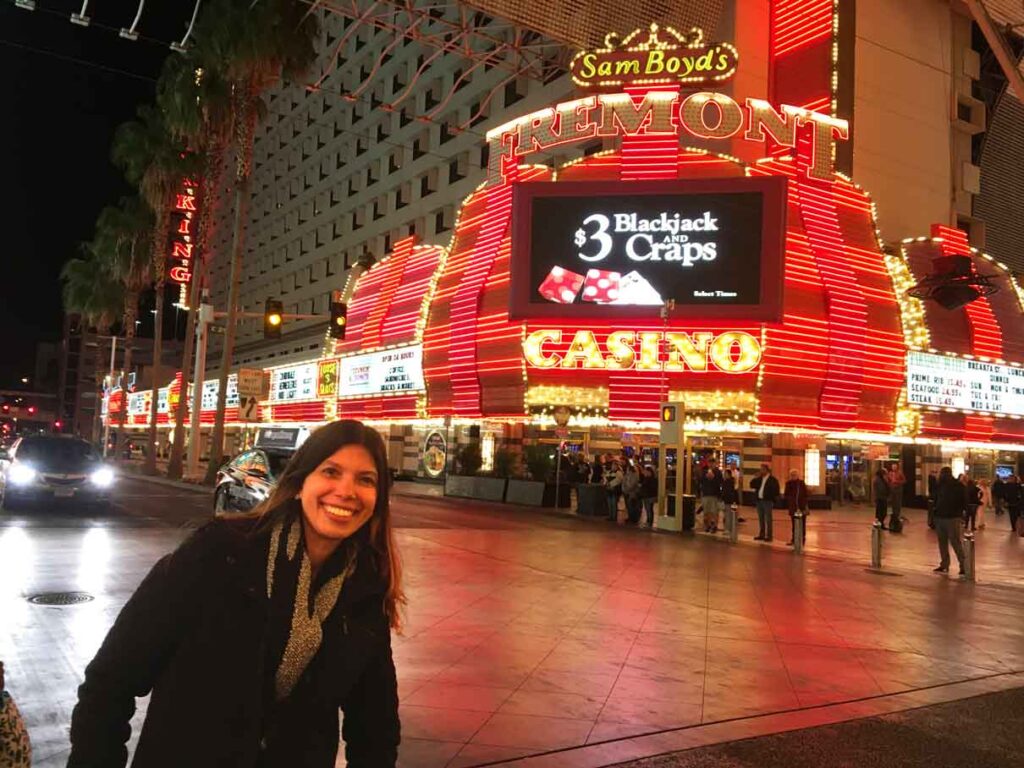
[118,462,1024,588]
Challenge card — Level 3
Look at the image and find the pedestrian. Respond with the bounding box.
[977,478,991,530]
[965,476,981,532]
[992,474,1005,516]
[750,464,779,542]
[784,469,809,546]
[604,459,624,522]
[0,661,31,768]
[722,468,739,532]
[887,462,906,531]
[67,420,404,767]
[699,459,724,533]
[873,468,890,529]
[640,465,658,528]
[927,470,938,529]
[622,460,642,525]
[590,455,605,485]
[1004,474,1024,533]
[933,466,967,576]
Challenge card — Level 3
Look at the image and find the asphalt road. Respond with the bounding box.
[1,475,588,532]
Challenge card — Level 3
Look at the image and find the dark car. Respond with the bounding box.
[213,447,292,513]
[0,436,114,510]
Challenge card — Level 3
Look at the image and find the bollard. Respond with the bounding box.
[871,522,883,569]
[793,512,805,555]
[727,504,738,544]
[963,532,976,581]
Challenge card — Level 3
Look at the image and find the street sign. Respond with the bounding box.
[238,396,260,422]
[237,368,267,399]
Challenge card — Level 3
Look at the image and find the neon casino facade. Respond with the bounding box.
[114,4,1024,499]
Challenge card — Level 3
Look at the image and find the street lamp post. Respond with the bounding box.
[101,335,117,458]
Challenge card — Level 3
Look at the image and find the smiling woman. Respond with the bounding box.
[67,420,404,768]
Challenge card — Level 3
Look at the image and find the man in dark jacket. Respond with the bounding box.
[1004,474,1024,532]
[933,466,967,575]
[991,475,1005,516]
[699,459,724,532]
[750,464,780,542]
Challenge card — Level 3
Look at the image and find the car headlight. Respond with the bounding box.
[9,463,37,486]
[90,467,115,488]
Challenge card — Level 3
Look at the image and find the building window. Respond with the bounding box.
[504,78,525,108]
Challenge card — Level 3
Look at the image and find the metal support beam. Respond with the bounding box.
[965,0,1024,104]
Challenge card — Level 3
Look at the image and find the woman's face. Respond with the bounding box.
[298,444,379,546]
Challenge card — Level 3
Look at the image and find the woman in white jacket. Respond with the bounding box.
[977,479,992,530]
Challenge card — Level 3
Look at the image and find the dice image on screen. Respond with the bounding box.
[581,269,622,303]
[538,266,586,304]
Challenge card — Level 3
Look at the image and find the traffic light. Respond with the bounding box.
[264,298,283,339]
[328,292,347,340]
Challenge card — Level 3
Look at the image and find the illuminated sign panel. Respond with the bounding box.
[907,351,1024,416]
[200,374,239,410]
[269,364,318,402]
[317,359,339,398]
[570,24,738,89]
[339,345,425,398]
[512,178,786,320]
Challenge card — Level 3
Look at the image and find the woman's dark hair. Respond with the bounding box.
[939,466,953,480]
[251,420,405,630]
[876,468,887,478]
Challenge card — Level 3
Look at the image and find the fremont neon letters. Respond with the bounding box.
[485,91,848,187]
[523,329,762,373]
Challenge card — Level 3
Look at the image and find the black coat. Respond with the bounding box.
[934,477,967,519]
[68,518,399,768]
[697,468,724,498]
[750,474,780,502]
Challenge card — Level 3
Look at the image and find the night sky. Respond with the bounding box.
[0,1,193,388]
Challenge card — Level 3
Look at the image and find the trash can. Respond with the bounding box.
[666,494,697,531]
[576,483,606,517]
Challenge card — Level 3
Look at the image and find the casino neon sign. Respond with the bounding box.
[485,92,849,186]
[168,178,199,306]
[523,329,762,373]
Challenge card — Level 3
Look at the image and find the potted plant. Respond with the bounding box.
[444,443,507,501]
[506,444,569,507]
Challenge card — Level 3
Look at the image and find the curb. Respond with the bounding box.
[118,466,211,495]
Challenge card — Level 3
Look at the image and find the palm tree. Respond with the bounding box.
[60,255,124,336]
[112,105,197,474]
[192,0,320,484]
[157,53,233,479]
[61,254,125,444]
[88,196,154,459]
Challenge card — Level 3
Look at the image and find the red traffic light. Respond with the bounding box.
[27,406,36,415]
[54,420,63,430]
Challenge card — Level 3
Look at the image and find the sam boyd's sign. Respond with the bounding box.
[339,345,425,398]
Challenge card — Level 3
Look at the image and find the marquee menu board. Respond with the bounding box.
[269,364,318,402]
[907,351,1024,416]
[200,374,239,411]
[339,345,425,398]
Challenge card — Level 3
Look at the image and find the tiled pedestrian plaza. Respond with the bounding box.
[3,492,1023,767]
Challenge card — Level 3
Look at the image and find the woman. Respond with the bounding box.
[977,478,991,530]
[68,420,404,767]
[873,468,890,529]
[604,460,624,522]
[784,469,809,546]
